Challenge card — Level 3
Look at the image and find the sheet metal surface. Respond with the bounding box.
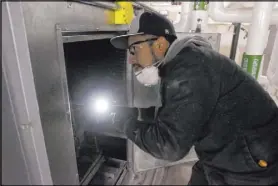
[21,2,128,184]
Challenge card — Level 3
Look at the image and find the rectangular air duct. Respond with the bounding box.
[56,24,130,183]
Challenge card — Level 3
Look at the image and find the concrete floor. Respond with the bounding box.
[121,161,195,185]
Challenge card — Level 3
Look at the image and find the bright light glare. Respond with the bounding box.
[91,98,109,114]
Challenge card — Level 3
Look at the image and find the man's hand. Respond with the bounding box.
[111,107,138,134]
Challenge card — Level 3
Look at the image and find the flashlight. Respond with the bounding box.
[89,97,110,114]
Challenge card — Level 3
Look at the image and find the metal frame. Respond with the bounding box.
[115,163,129,185]
[57,24,134,183]
[56,25,73,134]
[56,22,130,120]
[59,24,128,43]
[2,2,53,184]
[63,33,119,43]
[56,23,130,107]
[56,22,130,182]
[80,155,105,185]
[20,2,130,184]
[58,23,128,33]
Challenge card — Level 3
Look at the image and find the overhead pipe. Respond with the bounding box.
[174,2,193,32]
[208,2,278,24]
[241,2,274,79]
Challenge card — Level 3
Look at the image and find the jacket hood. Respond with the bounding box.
[161,35,213,65]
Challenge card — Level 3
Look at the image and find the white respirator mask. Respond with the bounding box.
[132,38,165,86]
[134,61,162,87]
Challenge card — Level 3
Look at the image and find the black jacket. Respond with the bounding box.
[124,36,278,184]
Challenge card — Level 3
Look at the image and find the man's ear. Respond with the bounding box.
[151,36,169,56]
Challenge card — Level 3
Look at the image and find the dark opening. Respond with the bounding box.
[63,38,128,182]
[64,39,127,105]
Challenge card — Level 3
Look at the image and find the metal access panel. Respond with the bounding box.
[129,32,221,173]
[55,23,130,183]
[2,2,53,184]
[20,1,129,184]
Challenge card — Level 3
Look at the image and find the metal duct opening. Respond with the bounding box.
[63,38,129,182]
[64,39,127,106]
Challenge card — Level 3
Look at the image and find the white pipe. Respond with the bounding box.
[208,2,278,24]
[174,2,193,32]
[241,2,273,79]
[246,2,273,54]
[267,25,278,89]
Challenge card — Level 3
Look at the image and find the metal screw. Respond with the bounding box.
[20,123,31,130]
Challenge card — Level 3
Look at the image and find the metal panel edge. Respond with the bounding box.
[58,23,129,33]
[2,2,53,184]
[55,24,80,184]
[20,2,115,184]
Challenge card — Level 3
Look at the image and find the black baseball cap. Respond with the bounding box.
[110,11,177,49]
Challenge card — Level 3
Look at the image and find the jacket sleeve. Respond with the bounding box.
[124,58,218,161]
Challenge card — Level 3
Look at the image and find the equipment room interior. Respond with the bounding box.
[2,1,278,185]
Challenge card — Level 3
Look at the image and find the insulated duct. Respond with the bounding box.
[174,2,193,32]
[208,2,278,24]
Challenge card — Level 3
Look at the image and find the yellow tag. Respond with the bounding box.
[258,160,268,168]
[106,1,134,25]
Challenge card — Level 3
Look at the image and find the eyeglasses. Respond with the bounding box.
[128,38,158,55]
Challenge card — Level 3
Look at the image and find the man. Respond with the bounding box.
[110,11,278,185]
